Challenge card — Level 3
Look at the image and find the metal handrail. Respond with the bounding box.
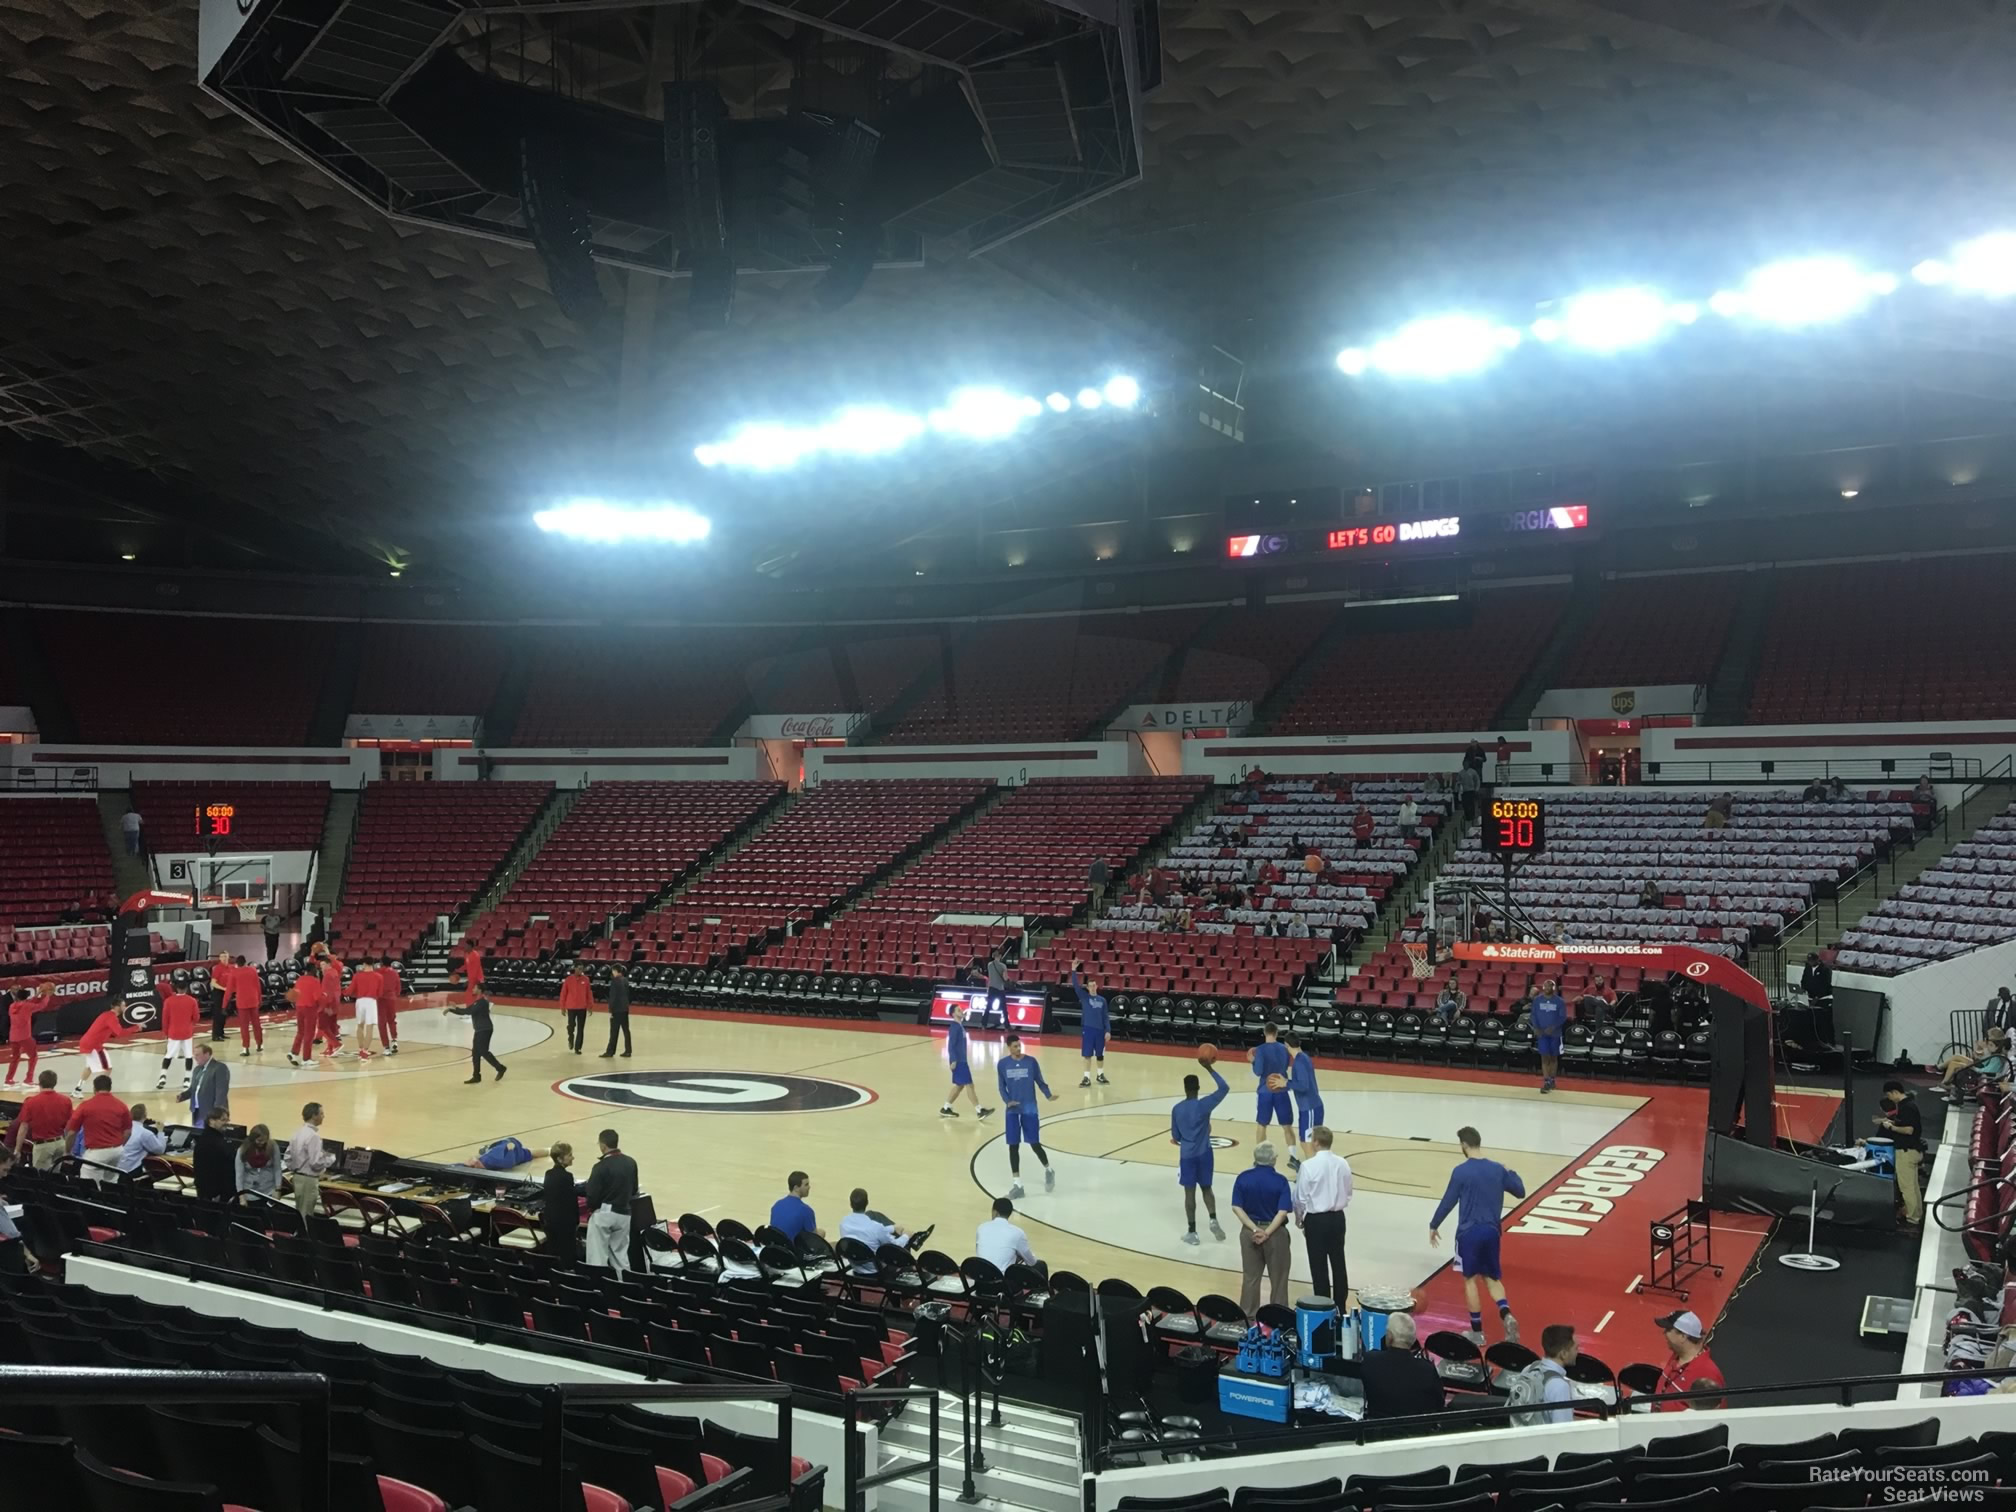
[0,1365,331,1511]
[65,1238,855,1409]
[844,1384,939,1512]
[1096,1362,2016,1467]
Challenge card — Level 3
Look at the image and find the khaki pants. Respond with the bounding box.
[291,1172,320,1218]
[1895,1147,1924,1224]
[586,1208,631,1274]
[1239,1226,1292,1315]
[82,1147,124,1185]
[28,1138,65,1172]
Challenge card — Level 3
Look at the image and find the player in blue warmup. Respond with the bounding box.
[1250,1022,1295,1154]
[1428,1124,1526,1346]
[1284,1034,1323,1170]
[997,1033,1058,1198]
[1070,961,1110,1087]
[1169,1050,1230,1244]
[939,1013,994,1119]
[1528,977,1568,1093]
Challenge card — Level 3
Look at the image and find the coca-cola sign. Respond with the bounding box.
[743,713,866,742]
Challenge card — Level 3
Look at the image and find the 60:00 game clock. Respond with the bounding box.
[1482,797,1546,854]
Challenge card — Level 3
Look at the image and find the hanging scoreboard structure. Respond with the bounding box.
[1482,795,1547,855]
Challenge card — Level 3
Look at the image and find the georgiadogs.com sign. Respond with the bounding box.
[1509,1144,1665,1236]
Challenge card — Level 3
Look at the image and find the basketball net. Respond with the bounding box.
[1401,940,1436,979]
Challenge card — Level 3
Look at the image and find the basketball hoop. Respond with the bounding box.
[1401,940,1437,979]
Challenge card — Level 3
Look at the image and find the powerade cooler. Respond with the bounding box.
[1296,1296,1343,1369]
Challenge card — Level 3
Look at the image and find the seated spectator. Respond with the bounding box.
[1828,776,1849,800]
[771,1170,824,1241]
[1576,977,1614,1028]
[1358,1311,1444,1421]
[116,1103,166,1176]
[1939,1028,2010,1100]
[1287,917,1312,939]
[1434,982,1466,1024]
[1914,774,1936,807]
[837,1187,932,1271]
[974,1195,1042,1276]
[1638,877,1661,909]
[234,1123,282,1201]
[1803,778,1828,802]
[1533,1324,1580,1423]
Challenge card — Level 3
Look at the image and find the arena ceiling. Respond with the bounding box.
[5,0,2016,589]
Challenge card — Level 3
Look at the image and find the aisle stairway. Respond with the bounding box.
[875,1394,1082,1512]
[462,785,585,920]
[94,792,152,898]
[1702,568,1777,726]
[306,789,359,923]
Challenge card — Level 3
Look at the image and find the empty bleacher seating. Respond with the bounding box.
[1551,572,1743,689]
[1750,558,2016,722]
[39,611,337,745]
[1020,928,1320,1004]
[0,798,117,927]
[511,626,795,747]
[1168,603,1337,707]
[130,781,329,854]
[1345,937,1650,1016]
[353,622,514,715]
[1441,787,1917,955]
[585,780,988,968]
[879,612,1205,744]
[855,777,1210,923]
[1840,801,2016,972]
[466,781,784,959]
[331,783,552,962]
[1268,590,1566,735]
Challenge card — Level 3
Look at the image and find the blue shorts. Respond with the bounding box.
[1454,1225,1502,1280]
[1081,1029,1107,1059]
[1256,1089,1293,1126]
[950,1060,972,1087]
[1535,1034,1562,1058]
[1178,1150,1214,1188]
[1006,1105,1041,1146]
[1296,1094,1325,1138]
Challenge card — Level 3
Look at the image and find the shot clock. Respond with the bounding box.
[1482,796,1546,854]
[193,802,237,839]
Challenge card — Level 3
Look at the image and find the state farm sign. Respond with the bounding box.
[742,713,866,742]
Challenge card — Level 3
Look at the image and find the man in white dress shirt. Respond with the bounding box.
[1293,1125,1354,1302]
[974,1196,1044,1277]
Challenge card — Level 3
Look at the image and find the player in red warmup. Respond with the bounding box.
[73,1007,141,1097]
[5,982,53,1088]
[453,944,485,1004]
[233,956,265,1054]
[349,957,380,1062]
[156,981,201,1091]
[286,975,323,1068]
[377,955,402,1055]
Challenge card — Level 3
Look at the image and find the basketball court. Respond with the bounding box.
[51,995,1838,1368]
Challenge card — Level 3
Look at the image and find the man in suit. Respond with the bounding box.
[177,1043,231,1130]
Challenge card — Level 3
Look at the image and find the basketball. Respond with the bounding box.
[1198,1042,1218,1065]
[1266,1073,1287,1091]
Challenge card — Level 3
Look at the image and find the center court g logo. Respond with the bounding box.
[556,1070,874,1114]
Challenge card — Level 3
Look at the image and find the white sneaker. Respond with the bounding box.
[1502,1313,1520,1345]
[1008,1182,1025,1200]
[1209,1220,1226,1241]
[1044,1167,1055,1192]
[1182,1231,1201,1246]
